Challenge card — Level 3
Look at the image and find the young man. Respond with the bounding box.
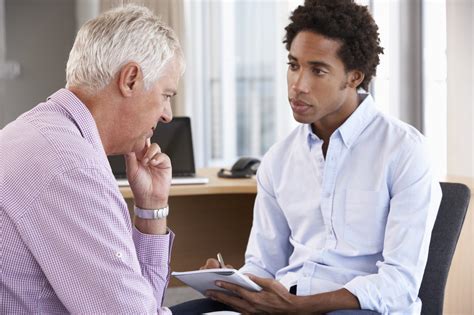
[0,5,184,314]
[171,0,441,314]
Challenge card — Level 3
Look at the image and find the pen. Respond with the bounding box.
[217,252,225,268]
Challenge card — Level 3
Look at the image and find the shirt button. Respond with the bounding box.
[116,252,123,258]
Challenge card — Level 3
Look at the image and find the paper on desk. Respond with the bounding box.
[172,268,262,297]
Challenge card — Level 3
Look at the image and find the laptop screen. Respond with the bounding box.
[108,116,196,178]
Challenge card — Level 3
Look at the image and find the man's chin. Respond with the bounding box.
[292,113,315,125]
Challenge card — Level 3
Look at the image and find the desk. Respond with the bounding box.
[120,168,257,286]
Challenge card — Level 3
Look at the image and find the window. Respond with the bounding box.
[185,0,447,174]
[368,0,447,175]
[184,0,298,167]
[422,0,447,176]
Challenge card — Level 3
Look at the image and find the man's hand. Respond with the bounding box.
[125,138,172,209]
[205,274,300,314]
[200,258,234,270]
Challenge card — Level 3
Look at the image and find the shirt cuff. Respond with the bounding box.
[239,263,274,279]
[343,275,379,311]
[132,227,175,266]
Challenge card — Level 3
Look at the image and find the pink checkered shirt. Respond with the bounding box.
[0,89,174,314]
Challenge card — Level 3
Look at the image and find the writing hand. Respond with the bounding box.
[199,258,234,270]
[206,274,298,314]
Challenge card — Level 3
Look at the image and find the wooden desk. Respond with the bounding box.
[121,168,257,286]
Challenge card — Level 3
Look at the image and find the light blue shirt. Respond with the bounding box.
[240,93,442,314]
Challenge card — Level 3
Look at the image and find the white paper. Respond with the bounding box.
[172,268,262,297]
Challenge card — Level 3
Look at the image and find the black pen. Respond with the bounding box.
[217,252,225,268]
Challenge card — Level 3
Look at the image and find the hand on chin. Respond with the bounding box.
[125,138,172,208]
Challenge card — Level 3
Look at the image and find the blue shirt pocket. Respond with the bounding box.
[344,189,389,252]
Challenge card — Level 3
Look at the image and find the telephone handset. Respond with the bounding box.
[217,157,261,178]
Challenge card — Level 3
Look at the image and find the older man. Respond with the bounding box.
[0,5,184,314]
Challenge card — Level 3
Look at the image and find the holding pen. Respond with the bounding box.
[217,252,226,269]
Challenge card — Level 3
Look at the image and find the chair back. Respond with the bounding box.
[419,182,471,315]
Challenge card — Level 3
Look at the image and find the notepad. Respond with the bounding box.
[172,268,262,297]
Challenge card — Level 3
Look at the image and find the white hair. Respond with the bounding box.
[66,4,184,93]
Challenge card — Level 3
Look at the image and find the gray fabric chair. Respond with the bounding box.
[418,182,471,315]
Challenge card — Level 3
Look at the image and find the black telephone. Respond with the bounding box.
[218,157,261,178]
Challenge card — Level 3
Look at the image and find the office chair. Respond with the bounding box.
[418,182,470,315]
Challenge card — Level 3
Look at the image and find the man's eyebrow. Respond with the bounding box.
[287,54,332,69]
[164,89,177,95]
[308,61,332,69]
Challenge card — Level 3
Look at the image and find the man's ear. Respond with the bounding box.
[348,70,365,89]
[117,62,142,97]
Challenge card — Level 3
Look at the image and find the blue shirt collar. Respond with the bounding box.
[305,92,378,149]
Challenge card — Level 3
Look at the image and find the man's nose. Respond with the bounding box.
[291,71,310,94]
[160,103,173,123]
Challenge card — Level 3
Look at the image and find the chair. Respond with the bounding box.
[418,182,471,315]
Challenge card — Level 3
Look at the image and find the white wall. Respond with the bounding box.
[446,0,474,178]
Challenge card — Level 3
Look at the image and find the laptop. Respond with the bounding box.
[109,116,209,186]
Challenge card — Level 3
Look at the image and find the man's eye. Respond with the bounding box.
[312,68,326,76]
[287,62,298,71]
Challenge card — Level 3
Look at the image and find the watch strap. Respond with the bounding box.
[134,205,169,219]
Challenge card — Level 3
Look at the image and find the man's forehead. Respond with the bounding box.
[291,31,341,52]
[289,31,342,65]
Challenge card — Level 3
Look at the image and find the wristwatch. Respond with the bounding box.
[134,205,169,219]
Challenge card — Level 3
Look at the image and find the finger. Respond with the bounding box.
[124,151,138,175]
[206,290,256,314]
[141,143,162,165]
[246,274,273,289]
[203,258,220,269]
[148,153,171,168]
[135,138,152,162]
[215,281,254,300]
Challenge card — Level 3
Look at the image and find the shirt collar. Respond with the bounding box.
[305,124,322,150]
[303,92,378,150]
[337,92,378,148]
[47,89,105,153]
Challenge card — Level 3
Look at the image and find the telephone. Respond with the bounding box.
[217,157,260,178]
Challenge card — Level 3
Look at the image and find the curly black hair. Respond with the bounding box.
[284,0,384,90]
